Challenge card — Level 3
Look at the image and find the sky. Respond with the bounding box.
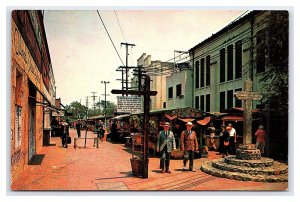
[43,10,247,107]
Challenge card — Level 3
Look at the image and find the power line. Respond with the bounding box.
[96,10,125,66]
[144,17,269,75]
[114,10,126,42]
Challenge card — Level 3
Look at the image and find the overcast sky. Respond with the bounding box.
[43,10,247,107]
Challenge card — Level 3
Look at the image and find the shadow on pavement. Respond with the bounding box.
[94,171,136,181]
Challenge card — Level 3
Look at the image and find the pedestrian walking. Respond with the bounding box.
[111,120,118,142]
[207,123,217,150]
[172,122,183,150]
[181,122,199,171]
[227,123,236,155]
[255,125,266,155]
[218,125,225,154]
[221,126,230,157]
[156,122,176,173]
[76,120,81,138]
[61,122,69,148]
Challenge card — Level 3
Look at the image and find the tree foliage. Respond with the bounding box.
[260,11,289,119]
[64,101,88,121]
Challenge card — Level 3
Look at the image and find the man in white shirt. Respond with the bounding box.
[227,123,236,154]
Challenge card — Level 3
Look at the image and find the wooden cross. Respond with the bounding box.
[234,78,262,145]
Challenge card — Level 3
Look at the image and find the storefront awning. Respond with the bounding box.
[197,117,211,125]
[165,114,177,120]
[222,116,243,121]
[178,118,195,123]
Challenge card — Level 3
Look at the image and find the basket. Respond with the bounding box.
[130,158,143,176]
[171,150,184,159]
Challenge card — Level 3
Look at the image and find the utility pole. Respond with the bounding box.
[101,81,110,128]
[121,42,135,96]
[111,73,157,179]
[174,50,188,72]
[84,96,89,148]
[91,92,97,111]
[98,96,101,111]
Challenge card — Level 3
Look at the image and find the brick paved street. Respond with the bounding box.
[11,129,288,191]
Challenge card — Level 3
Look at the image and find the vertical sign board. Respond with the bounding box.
[117,96,142,113]
[15,106,22,149]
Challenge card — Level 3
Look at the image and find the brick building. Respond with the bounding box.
[11,10,56,183]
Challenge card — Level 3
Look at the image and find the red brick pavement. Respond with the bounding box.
[11,129,288,191]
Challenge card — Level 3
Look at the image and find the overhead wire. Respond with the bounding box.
[114,10,134,67]
[96,10,125,66]
[144,16,270,76]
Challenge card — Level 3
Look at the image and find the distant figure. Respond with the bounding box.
[181,122,198,171]
[61,122,69,148]
[172,122,183,150]
[207,123,217,150]
[156,122,176,173]
[227,123,236,155]
[221,126,230,157]
[99,120,104,139]
[255,125,266,155]
[218,125,226,154]
[76,120,81,138]
[111,120,118,141]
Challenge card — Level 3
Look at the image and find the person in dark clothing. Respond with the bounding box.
[218,125,225,154]
[172,123,183,150]
[222,127,230,157]
[76,120,81,138]
[219,125,230,157]
[111,120,118,142]
[61,122,69,148]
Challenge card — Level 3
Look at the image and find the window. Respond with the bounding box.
[206,55,210,86]
[163,102,166,108]
[227,90,233,109]
[235,40,242,79]
[235,88,242,107]
[220,91,225,111]
[195,96,199,109]
[256,29,266,73]
[206,94,210,112]
[200,58,205,87]
[176,84,182,97]
[220,48,225,82]
[195,61,200,89]
[200,95,205,111]
[227,44,233,81]
[168,87,173,99]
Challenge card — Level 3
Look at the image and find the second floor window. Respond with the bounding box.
[235,40,243,79]
[220,48,225,82]
[206,55,210,86]
[168,87,173,99]
[227,44,233,81]
[200,58,205,87]
[176,84,182,97]
[195,61,200,89]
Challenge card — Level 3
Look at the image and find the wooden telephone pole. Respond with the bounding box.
[112,74,156,178]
